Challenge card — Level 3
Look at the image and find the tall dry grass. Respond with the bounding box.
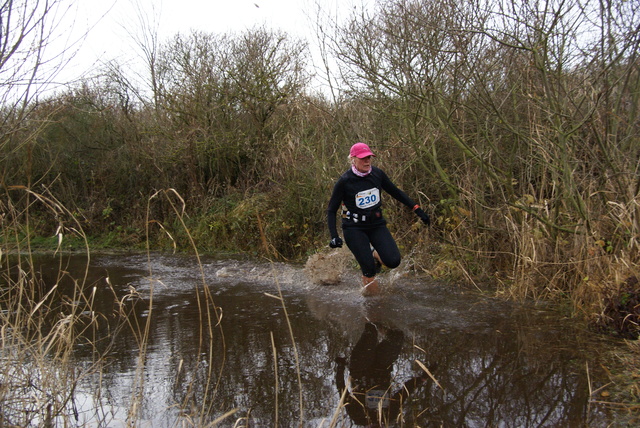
[1,5,638,421]
[0,187,106,426]
[0,186,234,426]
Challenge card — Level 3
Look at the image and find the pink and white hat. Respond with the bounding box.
[349,142,376,158]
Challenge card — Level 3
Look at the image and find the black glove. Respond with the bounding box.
[415,208,430,226]
[329,237,343,248]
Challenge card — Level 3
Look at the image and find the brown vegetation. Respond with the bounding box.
[3,0,639,335]
[0,0,639,423]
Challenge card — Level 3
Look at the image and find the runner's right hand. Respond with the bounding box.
[329,237,343,248]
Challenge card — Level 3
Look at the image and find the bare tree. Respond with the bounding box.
[0,0,79,165]
[323,0,640,307]
[0,0,77,109]
[150,27,309,192]
[228,26,309,137]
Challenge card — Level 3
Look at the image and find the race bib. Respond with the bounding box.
[365,390,390,409]
[355,188,380,209]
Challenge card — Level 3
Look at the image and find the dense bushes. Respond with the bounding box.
[1,0,639,337]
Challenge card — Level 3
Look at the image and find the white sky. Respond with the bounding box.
[56,0,370,92]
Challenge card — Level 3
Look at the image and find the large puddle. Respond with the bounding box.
[31,252,621,427]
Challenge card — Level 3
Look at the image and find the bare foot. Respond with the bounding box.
[362,276,380,296]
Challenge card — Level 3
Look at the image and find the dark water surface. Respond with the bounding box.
[35,253,620,427]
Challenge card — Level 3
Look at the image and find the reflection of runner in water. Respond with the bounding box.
[335,322,430,427]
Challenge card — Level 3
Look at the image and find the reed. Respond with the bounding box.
[0,185,237,426]
[0,187,107,426]
[1,0,639,421]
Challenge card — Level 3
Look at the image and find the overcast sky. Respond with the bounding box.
[56,0,370,91]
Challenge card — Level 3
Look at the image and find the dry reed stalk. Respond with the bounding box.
[0,188,109,425]
[270,331,279,427]
[146,188,230,425]
[265,275,305,424]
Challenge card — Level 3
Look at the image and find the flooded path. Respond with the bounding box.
[36,252,620,427]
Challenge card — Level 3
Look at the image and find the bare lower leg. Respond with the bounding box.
[372,249,382,264]
[372,249,383,272]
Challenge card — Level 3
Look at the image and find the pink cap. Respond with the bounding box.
[349,142,375,158]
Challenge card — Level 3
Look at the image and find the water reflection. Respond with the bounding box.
[315,292,608,427]
[26,253,617,427]
[336,322,431,427]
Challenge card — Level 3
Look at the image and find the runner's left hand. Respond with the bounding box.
[415,208,430,226]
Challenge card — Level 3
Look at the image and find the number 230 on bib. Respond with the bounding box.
[356,188,380,209]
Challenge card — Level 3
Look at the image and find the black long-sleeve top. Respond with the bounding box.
[326,166,417,239]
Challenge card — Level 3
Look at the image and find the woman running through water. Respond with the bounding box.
[326,142,430,295]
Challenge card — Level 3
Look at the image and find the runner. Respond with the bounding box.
[326,142,430,295]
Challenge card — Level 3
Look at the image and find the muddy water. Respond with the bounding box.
[35,252,619,427]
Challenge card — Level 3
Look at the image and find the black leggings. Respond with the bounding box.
[349,322,404,381]
[343,225,401,277]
